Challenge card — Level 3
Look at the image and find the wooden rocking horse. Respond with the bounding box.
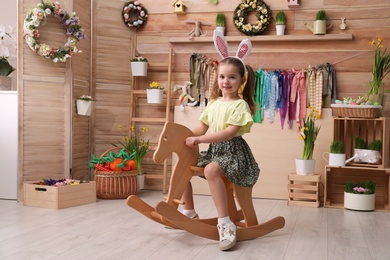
[127,122,285,241]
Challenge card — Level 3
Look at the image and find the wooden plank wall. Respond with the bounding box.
[18,0,91,200]
[18,0,390,197]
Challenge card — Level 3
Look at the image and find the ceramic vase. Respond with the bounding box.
[131,62,148,76]
[344,192,375,211]
[76,100,94,116]
[146,89,163,104]
[295,159,315,176]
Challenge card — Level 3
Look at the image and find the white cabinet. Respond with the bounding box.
[0,91,17,199]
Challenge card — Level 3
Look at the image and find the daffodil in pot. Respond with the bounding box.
[112,125,151,189]
[344,181,376,211]
[296,106,321,175]
[130,56,148,76]
[76,95,96,116]
[147,81,164,104]
[0,24,16,90]
[367,36,390,106]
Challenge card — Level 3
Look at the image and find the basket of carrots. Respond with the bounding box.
[89,148,138,199]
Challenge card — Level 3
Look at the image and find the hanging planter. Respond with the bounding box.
[147,81,163,104]
[130,57,148,76]
[76,95,96,116]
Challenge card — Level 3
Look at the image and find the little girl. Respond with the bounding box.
[183,56,260,251]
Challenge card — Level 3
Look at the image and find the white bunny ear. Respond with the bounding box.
[213,30,229,59]
[236,39,252,61]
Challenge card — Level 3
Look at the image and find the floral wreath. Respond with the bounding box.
[233,0,271,36]
[122,1,148,29]
[23,1,86,63]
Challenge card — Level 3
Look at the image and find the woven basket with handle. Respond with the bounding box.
[94,148,138,199]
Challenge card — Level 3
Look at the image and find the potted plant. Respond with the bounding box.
[147,81,164,104]
[0,24,16,90]
[130,56,148,76]
[296,106,321,175]
[367,36,390,105]
[112,124,151,189]
[76,95,96,116]
[215,13,226,35]
[344,180,376,211]
[323,140,347,167]
[304,9,332,35]
[275,10,286,36]
[353,137,382,164]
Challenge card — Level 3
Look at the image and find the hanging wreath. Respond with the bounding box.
[122,1,148,29]
[233,0,271,36]
[23,1,86,63]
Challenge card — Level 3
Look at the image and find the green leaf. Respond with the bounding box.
[210,0,218,4]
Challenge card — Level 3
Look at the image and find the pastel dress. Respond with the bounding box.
[197,99,260,188]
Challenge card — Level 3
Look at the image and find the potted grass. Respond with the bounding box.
[304,9,332,35]
[344,180,376,211]
[323,140,347,166]
[215,13,226,36]
[353,137,382,164]
[275,10,286,36]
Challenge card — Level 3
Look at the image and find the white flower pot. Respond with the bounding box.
[76,100,94,116]
[146,89,163,104]
[353,149,381,164]
[276,24,286,36]
[295,159,315,176]
[137,174,145,190]
[215,26,225,36]
[130,62,148,76]
[322,152,346,166]
[344,192,375,211]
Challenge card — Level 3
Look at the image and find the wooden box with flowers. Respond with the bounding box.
[23,179,96,209]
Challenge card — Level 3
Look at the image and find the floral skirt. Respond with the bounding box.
[197,136,260,188]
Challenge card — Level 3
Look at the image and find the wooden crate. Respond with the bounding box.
[324,166,390,211]
[333,117,389,168]
[288,174,321,208]
[23,181,96,209]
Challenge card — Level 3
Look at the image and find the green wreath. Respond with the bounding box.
[233,0,271,36]
[23,1,86,62]
[122,1,148,29]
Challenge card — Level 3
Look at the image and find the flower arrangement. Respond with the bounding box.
[33,178,89,187]
[0,24,16,76]
[233,0,271,36]
[78,95,96,101]
[122,1,148,29]
[299,106,321,160]
[130,56,148,62]
[112,125,150,175]
[368,36,390,95]
[345,181,375,195]
[23,0,86,63]
[148,81,163,89]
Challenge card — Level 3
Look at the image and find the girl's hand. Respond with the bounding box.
[185,136,199,147]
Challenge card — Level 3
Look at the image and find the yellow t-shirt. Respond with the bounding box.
[199,99,253,136]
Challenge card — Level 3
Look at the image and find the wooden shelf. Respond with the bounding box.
[169,34,353,43]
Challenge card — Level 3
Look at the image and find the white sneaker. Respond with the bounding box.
[217,222,237,251]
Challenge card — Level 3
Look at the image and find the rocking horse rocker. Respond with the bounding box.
[126,122,285,241]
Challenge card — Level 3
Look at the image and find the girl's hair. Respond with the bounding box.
[209,57,256,115]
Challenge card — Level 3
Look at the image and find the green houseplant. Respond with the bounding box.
[275,10,286,36]
[330,140,343,153]
[344,180,376,211]
[215,13,226,35]
[354,137,382,164]
[315,10,327,21]
[305,9,331,35]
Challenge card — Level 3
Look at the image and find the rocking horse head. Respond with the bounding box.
[153,122,199,164]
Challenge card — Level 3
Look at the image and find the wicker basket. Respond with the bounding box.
[331,104,382,118]
[94,148,139,199]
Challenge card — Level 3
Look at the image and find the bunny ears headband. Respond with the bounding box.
[213,30,252,70]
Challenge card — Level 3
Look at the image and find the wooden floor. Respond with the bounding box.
[1,190,390,260]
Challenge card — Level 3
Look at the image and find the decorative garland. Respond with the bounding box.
[233,0,271,36]
[122,1,148,29]
[23,1,86,63]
